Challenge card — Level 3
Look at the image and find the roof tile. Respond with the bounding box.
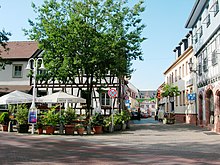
[0,41,38,59]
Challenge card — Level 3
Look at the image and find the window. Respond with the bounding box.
[186,61,188,76]
[203,50,208,72]
[175,95,178,106]
[210,0,219,16]
[183,90,185,106]
[101,92,110,106]
[13,65,23,78]
[179,91,182,106]
[175,69,177,82]
[212,50,218,65]
[179,66,181,80]
[182,64,184,77]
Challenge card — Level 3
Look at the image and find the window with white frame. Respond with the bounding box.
[179,66,181,80]
[101,92,110,106]
[12,64,23,78]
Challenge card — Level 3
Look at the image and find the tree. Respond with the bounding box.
[161,84,180,98]
[0,29,11,70]
[24,0,146,115]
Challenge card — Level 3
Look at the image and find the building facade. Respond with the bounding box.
[139,90,156,116]
[185,0,220,132]
[163,32,197,124]
[0,41,127,115]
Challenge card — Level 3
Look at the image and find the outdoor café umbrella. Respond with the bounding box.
[36,91,86,104]
[36,91,86,134]
[0,90,33,105]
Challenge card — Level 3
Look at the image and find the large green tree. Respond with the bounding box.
[24,0,146,114]
[0,29,11,69]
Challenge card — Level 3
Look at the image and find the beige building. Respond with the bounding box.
[163,32,198,125]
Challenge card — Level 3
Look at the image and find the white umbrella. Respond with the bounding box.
[36,91,86,134]
[0,90,33,105]
[36,91,86,104]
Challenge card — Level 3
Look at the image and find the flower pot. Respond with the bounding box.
[37,128,43,134]
[17,124,29,133]
[122,123,127,130]
[45,126,55,135]
[65,124,75,135]
[77,127,85,135]
[93,125,103,134]
[1,124,8,132]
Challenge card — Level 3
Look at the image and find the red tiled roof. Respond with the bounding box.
[0,85,32,94]
[0,41,39,59]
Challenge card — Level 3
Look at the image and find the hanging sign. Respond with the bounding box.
[108,88,118,98]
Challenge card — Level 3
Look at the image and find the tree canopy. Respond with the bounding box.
[161,84,180,97]
[0,29,11,70]
[24,0,146,113]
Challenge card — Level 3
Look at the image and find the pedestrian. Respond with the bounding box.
[138,108,141,120]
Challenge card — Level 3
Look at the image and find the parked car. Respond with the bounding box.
[141,112,149,118]
[130,111,140,120]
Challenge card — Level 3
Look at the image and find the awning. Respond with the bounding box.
[0,85,32,94]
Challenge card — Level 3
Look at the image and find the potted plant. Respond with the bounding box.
[42,108,59,135]
[75,123,85,135]
[91,113,104,134]
[121,110,131,130]
[103,115,113,132]
[113,113,123,131]
[63,107,77,135]
[0,112,10,131]
[15,104,29,133]
[36,115,43,134]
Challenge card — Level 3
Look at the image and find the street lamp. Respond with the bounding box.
[26,57,46,134]
[188,60,198,73]
[188,60,198,126]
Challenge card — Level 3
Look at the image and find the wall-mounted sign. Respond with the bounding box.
[187,93,196,100]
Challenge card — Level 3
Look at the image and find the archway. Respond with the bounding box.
[205,89,214,126]
[198,93,203,126]
[215,90,220,132]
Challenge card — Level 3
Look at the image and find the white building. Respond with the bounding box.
[163,32,197,124]
[185,0,220,132]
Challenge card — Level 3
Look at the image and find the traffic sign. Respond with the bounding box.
[187,93,196,100]
[108,88,118,98]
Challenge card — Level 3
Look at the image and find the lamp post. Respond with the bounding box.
[26,57,46,134]
[188,60,198,126]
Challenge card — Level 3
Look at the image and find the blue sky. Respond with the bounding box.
[0,0,195,90]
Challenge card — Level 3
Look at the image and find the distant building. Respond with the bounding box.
[138,90,156,116]
[125,82,139,111]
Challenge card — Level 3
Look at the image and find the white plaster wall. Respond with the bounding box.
[0,61,29,85]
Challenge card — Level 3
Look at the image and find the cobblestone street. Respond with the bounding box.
[0,120,220,165]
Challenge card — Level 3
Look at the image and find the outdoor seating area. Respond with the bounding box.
[0,90,131,135]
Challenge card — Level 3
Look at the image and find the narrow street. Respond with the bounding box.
[0,118,220,165]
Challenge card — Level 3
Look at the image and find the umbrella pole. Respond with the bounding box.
[59,103,63,134]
